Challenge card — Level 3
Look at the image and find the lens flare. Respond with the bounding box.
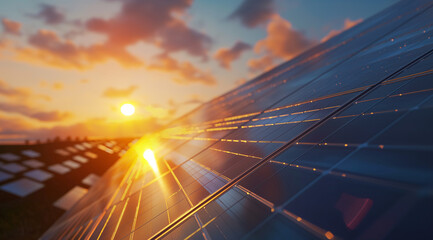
[121,103,135,116]
[143,149,158,173]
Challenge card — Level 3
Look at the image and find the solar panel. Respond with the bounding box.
[41,1,433,239]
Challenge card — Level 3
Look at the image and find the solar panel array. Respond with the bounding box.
[0,139,133,239]
[42,1,433,239]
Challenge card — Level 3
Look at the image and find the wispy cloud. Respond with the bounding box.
[2,18,21,35]
[214,41,251,69]
[102,85,138,98]
[0,80,68,122]
[148,54,216,85]
[321,18,363,42]
[0,101,72,122]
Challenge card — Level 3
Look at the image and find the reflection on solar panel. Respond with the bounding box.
[42,1,433,239]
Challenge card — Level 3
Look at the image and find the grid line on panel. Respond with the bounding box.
[150,18,433,240]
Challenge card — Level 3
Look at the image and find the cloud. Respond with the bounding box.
[144,105,171,119]
[52,82,63,90]
[249,15,315,72]
[255,15,315,59]
[16,29,216,84]
[0,101,73,122]
[0,114,32,133]
[86,0,212,59]
[16,0,215,85]
[214,41,251,69]
[148,54,216,85]
[40,80,64,90]
[32,4,65,25]
[102,85,138,98]
[0,80,69,121]
[183,94,204,105]
[235,78,248,86]
[229,0,275,28]
[248,55,275,73]
[0,102,73,122]
[29,111,72,122]
[321,18,363,42]
[0,80,31,98]
[2,18,21,35]
[17,29,141,69]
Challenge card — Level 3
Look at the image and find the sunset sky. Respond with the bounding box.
[0,0,398,143]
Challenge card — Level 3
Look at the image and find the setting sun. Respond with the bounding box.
[121,103,135,116]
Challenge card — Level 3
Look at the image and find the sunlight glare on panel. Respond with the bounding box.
[143,149,159,174]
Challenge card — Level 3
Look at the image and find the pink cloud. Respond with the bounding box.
[2,18,21,35]
[102,85,138,98]
[214,41,251,69]
[321,18,363,42]
[249,15,315,72]
[148,54,216,85]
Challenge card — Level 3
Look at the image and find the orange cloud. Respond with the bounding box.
[249,15,315,72]
[235,78,248,86]
[0,80,71,121]
[321,18,363,42]
[214,41,251,69]
[52,82,63,90]
[0,80,31,98]
[0,113,33,135]
[102,85,138,98]
[2,18,21,35]
[255,15,315,59]
[17,29,141,70]
[248,55,275,73]
[184,94,204,105]
[40,80,64,90]
[0,101,73,122]
[86,0,211,59]
[148,54,216,85]
[229,0,275,28]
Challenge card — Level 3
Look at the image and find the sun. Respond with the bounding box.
[121,103,135,116]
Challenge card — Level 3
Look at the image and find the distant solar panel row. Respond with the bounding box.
[42,0,433,239]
